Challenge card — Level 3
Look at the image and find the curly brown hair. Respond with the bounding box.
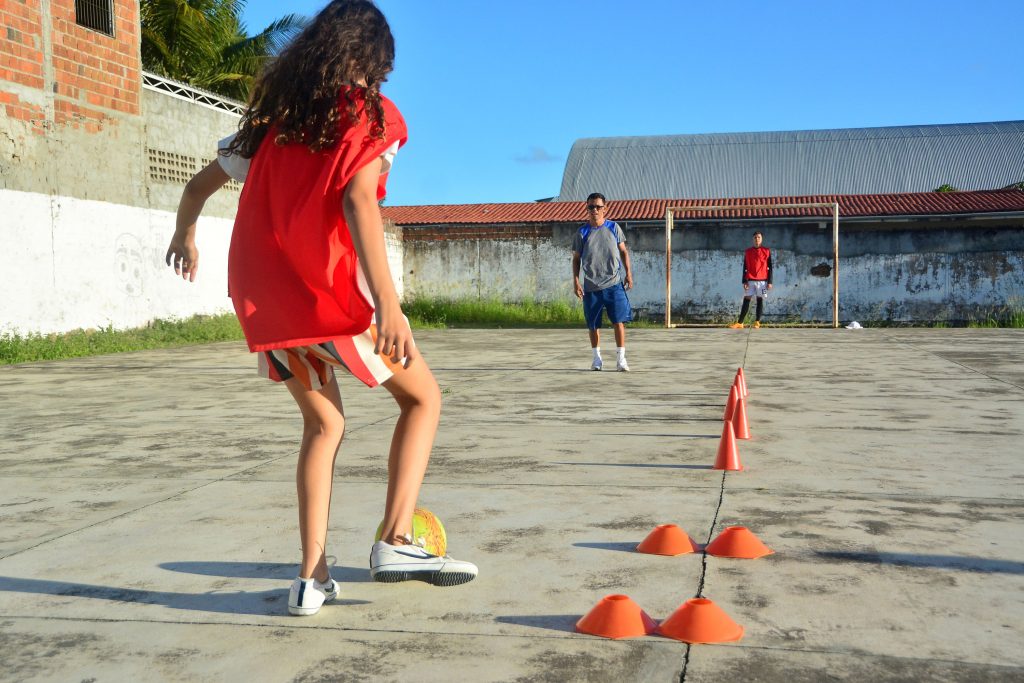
[226,0,394,158]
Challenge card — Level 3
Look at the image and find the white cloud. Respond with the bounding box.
[515,147,561,164]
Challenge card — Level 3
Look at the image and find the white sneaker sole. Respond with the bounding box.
[288,604,322,616]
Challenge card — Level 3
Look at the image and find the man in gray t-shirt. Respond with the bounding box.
[571,192,634,371]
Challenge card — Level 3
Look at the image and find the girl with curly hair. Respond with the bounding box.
[165,0,477,617]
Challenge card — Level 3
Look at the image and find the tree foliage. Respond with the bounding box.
[140,0,305,101]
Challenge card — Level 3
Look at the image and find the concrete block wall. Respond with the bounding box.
[141,86,243,218]
[401,220,1024,322]
[402,224,565,301]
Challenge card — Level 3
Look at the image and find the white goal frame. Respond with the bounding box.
[663,202,841,329]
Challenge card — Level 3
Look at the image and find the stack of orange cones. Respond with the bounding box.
[723,385,739,421]
[657,598,744,644]
[713,420,743,471]
[731,395,751,440]
[705,526,774,559]
[636,524,701,556]
[735,367,748,398]
[576,594,659,639]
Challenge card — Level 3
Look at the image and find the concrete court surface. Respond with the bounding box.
[1,327,1023,682]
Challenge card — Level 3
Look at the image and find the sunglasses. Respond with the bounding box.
[586,204,606,211]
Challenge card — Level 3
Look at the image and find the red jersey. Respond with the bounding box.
[228,89,408,352]
[743,246,772,283]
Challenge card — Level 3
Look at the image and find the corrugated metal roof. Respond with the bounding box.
[556,121,1024,201]
[381,190,1024,226]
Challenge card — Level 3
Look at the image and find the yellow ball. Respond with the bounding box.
[375,507,447,556]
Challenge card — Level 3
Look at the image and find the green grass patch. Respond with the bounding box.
[6,302,1020,366]
[404,297,586,328]
[965,307,1024,329]
[1,314,245,365]
[404,297,666,329]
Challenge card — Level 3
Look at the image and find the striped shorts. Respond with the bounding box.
[258,324,405,391]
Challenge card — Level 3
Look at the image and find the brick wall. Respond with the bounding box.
[51,0,140,127]
[1,0,139,134]
[0,0,46,132]
[402,224,554,242]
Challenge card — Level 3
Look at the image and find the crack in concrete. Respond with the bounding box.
[681,334,751,682]
[887,334,1024,392]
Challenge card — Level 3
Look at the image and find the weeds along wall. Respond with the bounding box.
[400,218,1024,322]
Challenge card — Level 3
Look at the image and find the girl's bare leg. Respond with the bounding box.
[377,358,441,545]
[285,375,345,581]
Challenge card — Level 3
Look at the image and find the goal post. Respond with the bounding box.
[663,202,841,329]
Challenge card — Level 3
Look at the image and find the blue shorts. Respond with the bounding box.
[583,283,632,330]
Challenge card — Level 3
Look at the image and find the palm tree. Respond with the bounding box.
[141,0,305,101]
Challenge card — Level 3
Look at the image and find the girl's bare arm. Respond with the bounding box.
[343,157,416,365]
[166,160,231,282]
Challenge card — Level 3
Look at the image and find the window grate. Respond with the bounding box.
[148,149,198,185]
[75,0,114,37]
[203,158,243,192]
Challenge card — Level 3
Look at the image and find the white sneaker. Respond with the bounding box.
[591,357,603,371]
[616,359,630,372]
[288,574,340,616]
[370,540,478,586]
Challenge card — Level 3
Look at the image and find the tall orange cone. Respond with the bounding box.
[731,395,751,440]
[576,594,659,639]
[637,524,701,556]
[713,420,743,471]
[723,385,739,421]
[736,367,749,398]
[657,598,744,644]
[705,526,774,559]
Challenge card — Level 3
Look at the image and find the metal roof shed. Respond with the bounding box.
[557,121,1024,201]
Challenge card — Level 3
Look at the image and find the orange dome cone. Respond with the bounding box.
[576,594,659,639]
[723,385,739,421]
[705,526,774,559]
[736,368,749,398]
[731,396,751,440]
[637,524,701,556]
[657,597,744,644]
[713,420,743,471]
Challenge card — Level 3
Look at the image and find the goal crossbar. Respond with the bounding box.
[664,202,840,329]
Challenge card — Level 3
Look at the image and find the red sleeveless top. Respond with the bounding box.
[227,90,408,352]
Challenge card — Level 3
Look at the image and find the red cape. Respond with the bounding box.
[228,90,408,351]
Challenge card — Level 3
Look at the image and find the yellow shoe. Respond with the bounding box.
[728,322,745,329]
[753,321,761,329]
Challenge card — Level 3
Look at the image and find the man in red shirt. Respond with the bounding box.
[729,230,773,329]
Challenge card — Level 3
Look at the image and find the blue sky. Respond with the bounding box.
[240,0,1024,207]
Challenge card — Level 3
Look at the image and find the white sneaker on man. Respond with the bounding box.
[616,359,630,372]
[591,357,603,371]
[288,574,340,616]
[370,540,478,586]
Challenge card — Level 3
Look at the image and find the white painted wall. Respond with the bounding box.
[403,233,1024,322]
[2,188,408,337]
[403,240,570,302]
[2,188,233,336]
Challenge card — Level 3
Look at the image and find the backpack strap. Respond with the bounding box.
[579,221,617,256]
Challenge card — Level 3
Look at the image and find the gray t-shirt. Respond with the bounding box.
[572,220,626,292]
